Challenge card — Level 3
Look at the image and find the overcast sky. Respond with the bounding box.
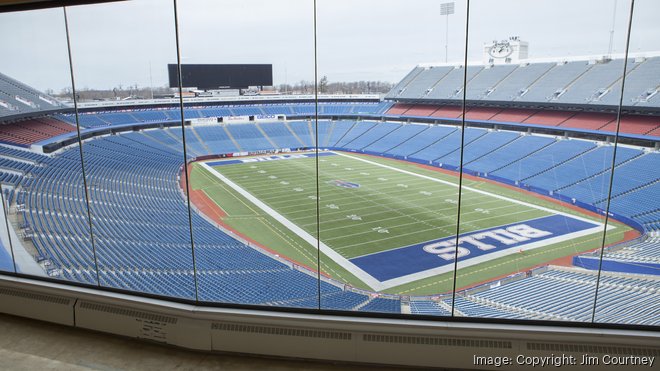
[0,0,659,92]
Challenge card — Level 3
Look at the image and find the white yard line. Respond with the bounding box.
[200,162,386,290]
[201,152,615,291]
[335,152,615,230]
[332,208,541,250]
[300,198,518,230]
[376,225,605,289]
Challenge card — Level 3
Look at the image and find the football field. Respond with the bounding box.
[192,151,614,292]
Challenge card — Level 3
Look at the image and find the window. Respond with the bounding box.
[0,0,657,327]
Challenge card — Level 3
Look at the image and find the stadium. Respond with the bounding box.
[0,0,658,368]
[1,50,658,323]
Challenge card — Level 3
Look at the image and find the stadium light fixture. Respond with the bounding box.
[440,2,455,63]
[607,0,618,59]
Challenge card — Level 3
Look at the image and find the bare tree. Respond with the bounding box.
[319,75,328,93]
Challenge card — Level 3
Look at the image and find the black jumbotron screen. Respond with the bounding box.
[168,64,272,89]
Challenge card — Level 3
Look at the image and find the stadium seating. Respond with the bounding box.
[556,148,648,204]
[333,121,378,148]
[193,126,240,154]
[0,114,656,321]
[614,57,660,106]
[484,63,555,102]
[256,122,304,149]
[398,66,454,99]
[426,66,483,100]
[403,105,439,116]
[470,268,660,325]
[95,112,137,125]
[385,103,414,115]
[522,111,573,126]
[604,182,660,218]
[383,104,659,137]
[198,106,233,117]
[340,122,400,149]
[409,267,660,325]
[559,112,616,130]
[388,56,660,108]
[386,125,456,158]
[465,64,518,100]
[431,106,464,119]
[459,134,555,174]
[409,300,452,316]
[437,130,520,167]
[600,238,660,264]
[410,127,484,162]
[0,69,657,321]
[287,120,315,147]
[387,67,424,98]
[130,110,169,122]
[492,139,597,182]
[9,128,401,310]
[362,123,427,154]
[0,72,63,118]
[60,113,109,128]
[0,117,75,146]
[359,297,402,313]
[618,115,660,135]
[225,123,273,151]
[523,145,642,191]
[464,107,502,120]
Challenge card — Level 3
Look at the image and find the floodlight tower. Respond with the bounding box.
[607,0,618,59]
[440,2,455,63]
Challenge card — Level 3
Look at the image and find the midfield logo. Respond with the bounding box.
[241,154,307,163]
[329,180,361,189]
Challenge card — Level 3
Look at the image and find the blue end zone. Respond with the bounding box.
[350,214,600,282]
[207,152,336,167]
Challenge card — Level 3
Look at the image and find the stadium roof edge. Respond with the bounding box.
[61,94,383,114]
[416,50,660,68]
[0,108,71,123]
[75,94,382,110]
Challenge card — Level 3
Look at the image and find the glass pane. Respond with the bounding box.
[452,0,632,321]
[593,0,660,326]
[0,192,14,273]
[317,0,468,314]
[177,0,320,307]
[0,8,97,282]
[0,179,16,272]
[66,0,195,299]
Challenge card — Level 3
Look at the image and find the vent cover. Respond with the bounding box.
[363,334,512,349]
[212,322,351,341]
[0,287,71,305]
[79,301,178,324]
[527,342,660,356]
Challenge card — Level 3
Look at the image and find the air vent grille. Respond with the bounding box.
[363,334,512,349]
[212,322,351,340]
[0,287,71,305]
[527,342,660,356]
[79,301,178,324]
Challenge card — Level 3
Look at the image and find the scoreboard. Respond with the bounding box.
[168,64,273,89]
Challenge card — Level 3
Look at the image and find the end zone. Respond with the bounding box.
[350,214,605,286]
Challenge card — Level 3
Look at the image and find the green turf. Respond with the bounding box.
[211,152,550,259]
[190,151,631,295]
[190,163,368,288]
